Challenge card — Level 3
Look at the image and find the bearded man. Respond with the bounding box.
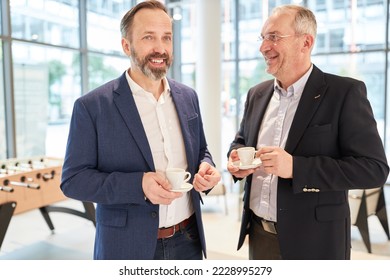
[61,0,221,260]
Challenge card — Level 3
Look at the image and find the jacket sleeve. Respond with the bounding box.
[60,98,148,206]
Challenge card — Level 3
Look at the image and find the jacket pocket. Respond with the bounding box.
[315,203,349,222]
[187,113,199,127]
[305,123,332,135]
[98,207,127,227]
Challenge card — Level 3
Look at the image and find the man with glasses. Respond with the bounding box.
[227,4,388,259]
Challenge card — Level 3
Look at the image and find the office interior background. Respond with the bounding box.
[0,0,390,259]
[0,0,388,170]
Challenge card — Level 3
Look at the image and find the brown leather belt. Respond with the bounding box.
[157,215,194,239]
[253,214,277,234]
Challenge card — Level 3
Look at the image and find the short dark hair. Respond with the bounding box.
[120,0,170,40]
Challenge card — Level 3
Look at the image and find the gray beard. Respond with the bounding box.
[130,50,170,81]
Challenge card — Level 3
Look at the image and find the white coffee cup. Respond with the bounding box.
[237,147,256,165]
[166,168,191,190]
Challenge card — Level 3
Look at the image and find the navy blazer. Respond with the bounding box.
[230,65,389,259]
[61,72,214,259]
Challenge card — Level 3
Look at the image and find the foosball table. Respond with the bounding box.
[0,156,96,250]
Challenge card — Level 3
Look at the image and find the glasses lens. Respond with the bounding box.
[258,34,277,42]
[268,34,279,42]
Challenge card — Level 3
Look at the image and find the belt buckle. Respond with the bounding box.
[164,225,176,239]
[261,219,277,234]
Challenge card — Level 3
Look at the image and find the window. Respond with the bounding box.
[222,0,237,61]
[181,64,196,89]
[0,3,2,35]
[316,0,327,11]
[11,0,79,48]
[87,0,133,55]
[12,42,81,157]
[87,53,129,91]
[333,0,345,9]
[329,29,344,51]
[180,2,197,64]
[314,33,326,53]
[367,0,385,5]
[1,0,390,176]
[0,41,6,159]
[0,0,134,158]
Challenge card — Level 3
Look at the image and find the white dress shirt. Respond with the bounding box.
[250,65,313,222]
[125,70,193,227]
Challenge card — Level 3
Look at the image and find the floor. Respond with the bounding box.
[0,184,389,260]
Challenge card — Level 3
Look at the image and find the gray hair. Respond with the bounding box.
[272,5,317,38]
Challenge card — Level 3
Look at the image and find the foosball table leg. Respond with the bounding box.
[39,206,55,231]
[38,201,96,231]
[0,202,17,249]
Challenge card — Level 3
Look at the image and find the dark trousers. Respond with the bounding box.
[249,214,282,260]
[154,217,202,260]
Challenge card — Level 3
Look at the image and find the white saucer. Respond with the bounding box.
[233,158,262,170]
[171,183,193,193]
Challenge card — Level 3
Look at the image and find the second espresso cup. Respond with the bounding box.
[166,168,191,190]
[237,147,256,165]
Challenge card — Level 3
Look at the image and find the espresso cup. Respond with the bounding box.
[237,147,256,166]
[166,168,191,190]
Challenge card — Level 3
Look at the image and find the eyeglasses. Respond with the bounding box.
[257,33,295,43]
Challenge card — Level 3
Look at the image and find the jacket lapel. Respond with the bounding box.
[247,82,274,147]
[168,80,195,172]
[285,65,328,153]
[113,73,155,171]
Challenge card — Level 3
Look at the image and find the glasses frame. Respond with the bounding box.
[257,33,295,44]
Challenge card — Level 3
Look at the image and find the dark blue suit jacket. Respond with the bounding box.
[229,65,389,259]
[61,72,214,259]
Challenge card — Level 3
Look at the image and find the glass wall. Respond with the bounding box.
[0,2,6,159]
[12,42,81,157]
[0,40,6,159]
[86,0,132,55]
[11,0,80,48]
[87,53,129,90]
[179,1,197,89]
[0,0,132,159]
[0,0,389,173]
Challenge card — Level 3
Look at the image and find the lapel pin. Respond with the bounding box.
[314,94,321,99]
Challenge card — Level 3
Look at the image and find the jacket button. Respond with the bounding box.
[151,211,157,218]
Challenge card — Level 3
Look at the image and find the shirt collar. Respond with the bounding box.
[125,68,171,98]
[274,64,313,100]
